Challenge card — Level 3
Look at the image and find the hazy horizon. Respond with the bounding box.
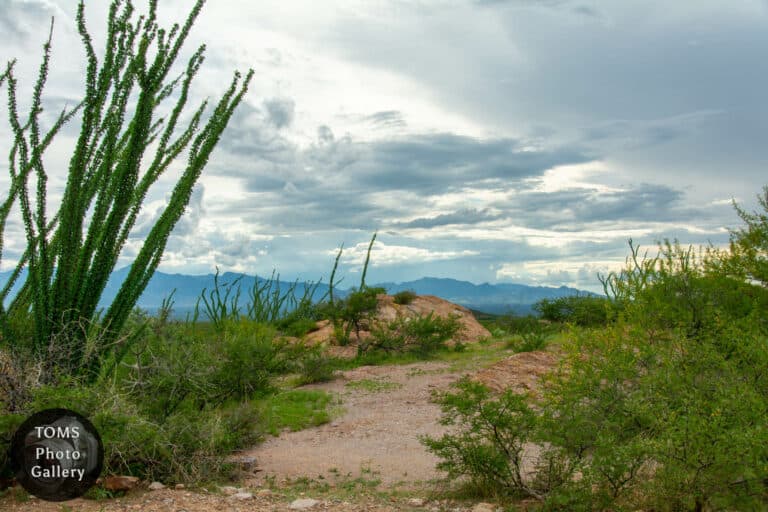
[2,1,767,294]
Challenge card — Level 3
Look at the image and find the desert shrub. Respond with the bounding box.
[534,295,610,327]
[21,378,263,483]
[363,312,462,356]
[0,413,25,480]
[279,317,319,338]
[325,286,386,344]
[505,330,548,353]
[403,313,462,356]
[425,218,768,509]
[295,344,338,385]
[393,289,417,305]
[210,321,292,402]
[494,314,545,335]
[421,378,542,500]
[120,320,292,419]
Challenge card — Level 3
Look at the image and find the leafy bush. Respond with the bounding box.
[0,413,24,480]
[326,286,385,344]
[294,345,338,385]
[363,312,462,356]
[533,295,610,326]
[393,290,417,305]
[421,378,543,499]
[278,317,319,338]
[13,375,265,483]
[505,330,548,353]
[425,235,768,510]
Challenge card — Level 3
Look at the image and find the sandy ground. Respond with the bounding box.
[244,362,463,488]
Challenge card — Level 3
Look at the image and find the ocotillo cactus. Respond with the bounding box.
[0,0,253,380]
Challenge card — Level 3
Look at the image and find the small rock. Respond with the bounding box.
[289,497,321,510]
[408,498,426,507]
[175,483,185,490]
[472,503,496,512]
[104,475,140,492]
[232,491,253,500]
[220,486,239,496]
[148,481,165,491]
[256,489,272,496]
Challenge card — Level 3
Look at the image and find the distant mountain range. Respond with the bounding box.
[1,267,599,317]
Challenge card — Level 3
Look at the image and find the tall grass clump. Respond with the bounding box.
[0,0,253,381]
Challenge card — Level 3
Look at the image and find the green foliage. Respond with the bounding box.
[421,378,542,500]
[505,330,548,353]
[486,314,554,352]
[294,344,338,385]
[726,185,768,287]
[193,268,327,332]
[280,317,320,338]
[425,191,768,509]
[363,312,462,356]
[393,289,417,305]
[209,321,291,402]
[533,294,610,327]
[20,380,261,482]
[119,320,293,420]
[0,0,253,381]
[0,412,24,479]
[320,232,381,344]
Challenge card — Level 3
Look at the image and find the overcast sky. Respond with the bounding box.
[1,0,767,292]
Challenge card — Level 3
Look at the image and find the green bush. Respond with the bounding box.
[278,317,319,338]
[363,312,462,356]
[505,330,548,353]
[533,295,610,327]
[19,378,263,483]
[210,321,291,402]
[0,413,24,480]
[493,314,547,335]
[325,286,385,343]
[295,345,338,385]
[393,290,417,305]
[421,378,542,499]
[425,236,768,510]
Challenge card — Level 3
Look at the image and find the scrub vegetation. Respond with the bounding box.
[423,187,768,511]
[1,1,768,510]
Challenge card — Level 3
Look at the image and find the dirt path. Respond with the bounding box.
[0,361,479,512]
[244,361,464,488]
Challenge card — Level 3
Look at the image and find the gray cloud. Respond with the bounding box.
[365,110,407,129]
[393,208,503,229]
[262,97,295,129]
[350,134,591,195]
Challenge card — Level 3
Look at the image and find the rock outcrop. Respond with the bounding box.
[303,294,491,350]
